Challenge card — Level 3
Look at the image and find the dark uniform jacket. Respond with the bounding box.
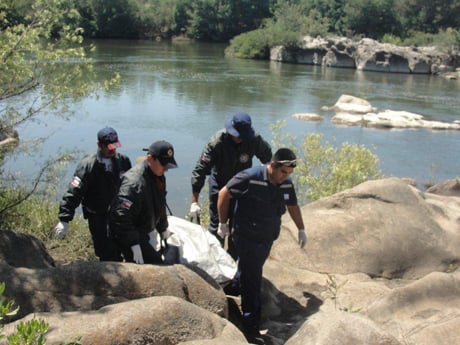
[58,151,132,222]
[109,160,168,248]
[191,129,272,195]
[227,165,298,243]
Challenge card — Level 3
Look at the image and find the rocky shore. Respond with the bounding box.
[271,35,460,79]
[1,177,460,345]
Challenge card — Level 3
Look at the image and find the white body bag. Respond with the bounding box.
[160,216,237,285]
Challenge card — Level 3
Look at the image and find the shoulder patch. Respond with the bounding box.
[70,176,81,188]
[120,197,133,210]
[201,154,211,163]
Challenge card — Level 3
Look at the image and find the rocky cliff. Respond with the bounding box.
[271,36,460,78]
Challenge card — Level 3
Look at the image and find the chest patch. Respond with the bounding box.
[239,153,250,163]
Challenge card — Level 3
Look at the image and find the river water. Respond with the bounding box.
[6,39,460,217]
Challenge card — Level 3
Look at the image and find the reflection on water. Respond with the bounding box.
[5,39,460,216]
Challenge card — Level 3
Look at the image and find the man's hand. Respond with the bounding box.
[148,231,159,250]
[53,221,69,239]
[217,223,230,239]
[298,229,307,248]
[189,202,201,217]
[131,244,144,264]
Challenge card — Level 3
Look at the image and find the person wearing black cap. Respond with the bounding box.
[53,126,132,261]
[108,140,178,264]
[217,148,307,344]
[190,112,272,258]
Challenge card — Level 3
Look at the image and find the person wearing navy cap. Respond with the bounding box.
[53,126,132,262]
[190,112,272,259]
[109,140,177,264]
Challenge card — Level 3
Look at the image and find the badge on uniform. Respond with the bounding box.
[284,193,290,200]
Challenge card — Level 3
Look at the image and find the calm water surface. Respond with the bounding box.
[8,39,460,216]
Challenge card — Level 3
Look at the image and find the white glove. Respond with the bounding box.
[131,244,144,264]
[189,202,201,217]
[160,228,172,241]
[217,223,230,239]
[298,229,307,248]
[148,231,159,250]
[54,221,69,239]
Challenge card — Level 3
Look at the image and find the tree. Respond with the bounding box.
[0,0,118,218]
[395,0,460,35]
[342,0,401,39]
[87,0,140,38]
[299,0,348,34]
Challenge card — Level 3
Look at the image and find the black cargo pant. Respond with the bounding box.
[87,214,123,262]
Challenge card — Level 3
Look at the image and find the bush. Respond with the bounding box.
[402,28,460,53]
[271,120,382,205]
[1,282,49,345]
[0,188,96,263]
[225,29,270,59]
[226,3,330,59]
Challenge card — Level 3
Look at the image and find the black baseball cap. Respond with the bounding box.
[143,140,178,169]
[97,127,121,150]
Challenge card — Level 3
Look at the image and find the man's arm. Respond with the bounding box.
[254,134,272,164]
[287,204,305,230]
[287,204,307,248]
[217,186,233,224]
[58,156,94,222]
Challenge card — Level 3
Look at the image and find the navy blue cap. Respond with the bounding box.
[97,127,121,150]
[225,112,255,141]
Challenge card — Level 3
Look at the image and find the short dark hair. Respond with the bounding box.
[272,148,297,168]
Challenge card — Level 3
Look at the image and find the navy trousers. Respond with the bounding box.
[234,236,272,333]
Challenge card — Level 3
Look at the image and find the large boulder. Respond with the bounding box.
[0,261,227,321]
[324,95,460,130]
[284,310,401,345]
[426,178,460,197]
[366,271,460,345]
[0,230,55,268]
[272,177,460,279]
[1,296,247,345]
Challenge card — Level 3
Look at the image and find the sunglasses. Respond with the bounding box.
[275,159,297,167]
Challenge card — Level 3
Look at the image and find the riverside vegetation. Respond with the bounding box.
[0,1,447,343]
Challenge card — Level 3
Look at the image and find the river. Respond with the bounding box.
[6,39,460,217]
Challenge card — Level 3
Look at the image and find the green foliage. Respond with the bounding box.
[6,0,460,45]
[401,28,460,53]
[0,0,118,234]
[0,187,96,262]
[395,0,460,35]
[381,33,403,45]
[1,282,49,345]
[6,319,49,345]
[225,29,270,59]
[226,1,330,58]
[264,2,329,47]
[299,0,347,34]
[271,120,382,204]
[136,0,177,39]
[0,283,19,321]
[342,0,401,40]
